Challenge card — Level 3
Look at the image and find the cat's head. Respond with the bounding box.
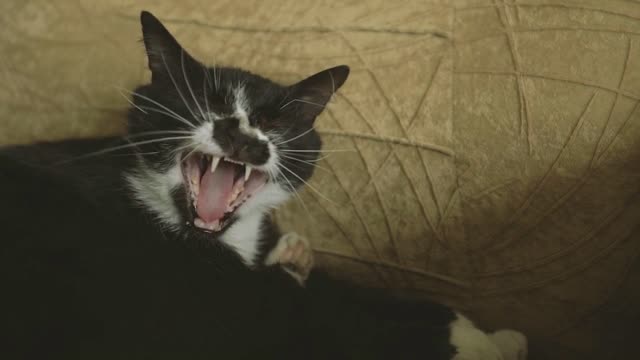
[126,11,349,250]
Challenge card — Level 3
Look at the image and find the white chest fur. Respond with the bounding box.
[220,212,264,266]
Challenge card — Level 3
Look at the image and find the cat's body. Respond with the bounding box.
[0,140,458,359]
[0,12,527,359]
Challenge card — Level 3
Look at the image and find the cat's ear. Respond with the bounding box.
[140,11,199,81]
[285,65,350,122]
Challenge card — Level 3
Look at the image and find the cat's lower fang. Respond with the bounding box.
[194,217,220,231]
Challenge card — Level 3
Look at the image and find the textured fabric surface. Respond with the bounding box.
[2,1,640,358]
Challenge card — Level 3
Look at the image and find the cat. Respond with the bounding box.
[0,11,527,359]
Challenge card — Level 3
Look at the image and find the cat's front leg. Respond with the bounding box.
[264,232,314,286]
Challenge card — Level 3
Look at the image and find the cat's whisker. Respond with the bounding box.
[169,140,199,156]
[209,60,220,91]
[216,66,221,91]
[276,162,337,206]
[180,145,201,164]
[329,69,336,95]
[281,159,332,175]
[203,66,213,88]
[121,88,196,129]
[279,154,332,173]
[275,127,315,146]
[118,90,148,114]
[115,136,193,150]
[271,166,310,217]
[202,66,212,118]
[109,151,161,157]
[175,142,197,153]
[279,98,325,111]
[284,155,326,163]
[125,130,193,139]
[279,149,354,153]
[181,49,208,122]
[268,126,293,144]
[161,52,200,124]
[114,91,153,128]
[137,106,197,129]
[309,154,332,162]
[54,136,192,164]
[281,124,298,140]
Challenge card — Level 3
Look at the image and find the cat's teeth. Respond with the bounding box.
[244,165,252,181]
[210,156,221,173]
[224,158,245,165]
[205,220,219,231]
[194,218,220,231]
[194,218,206,228]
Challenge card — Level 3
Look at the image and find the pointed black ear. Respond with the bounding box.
[140,11,198,81]
[285,65,350,121]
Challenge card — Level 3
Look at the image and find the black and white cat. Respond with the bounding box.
[0,11,527,359]
[128,10,334,280]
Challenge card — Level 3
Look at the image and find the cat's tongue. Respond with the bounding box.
[197,161,235,222]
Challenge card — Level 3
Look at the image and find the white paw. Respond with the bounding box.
[489,330,527,360]
[265,232,314,285]
[450,314,527,360]
[450,322,502,360]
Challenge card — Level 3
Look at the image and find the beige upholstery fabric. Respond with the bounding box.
[2,1,640,358]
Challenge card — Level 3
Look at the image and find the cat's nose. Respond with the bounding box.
[211,117,271,165]
[231,139,270,165]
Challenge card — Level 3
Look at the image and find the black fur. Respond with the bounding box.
[0,144,457,358]
[0,11,460,359]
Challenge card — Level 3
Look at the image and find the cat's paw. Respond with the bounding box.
[264,232,314,286]
[489,329,527,360]
[450,314,527,360]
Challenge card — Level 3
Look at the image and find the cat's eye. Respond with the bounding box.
[250,114,268,127]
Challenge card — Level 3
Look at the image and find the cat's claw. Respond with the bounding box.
[265,232,314,286]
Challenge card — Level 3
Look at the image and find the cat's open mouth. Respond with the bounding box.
[182,152,267,233]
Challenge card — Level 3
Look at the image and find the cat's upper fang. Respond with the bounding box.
[210,156,220,173]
